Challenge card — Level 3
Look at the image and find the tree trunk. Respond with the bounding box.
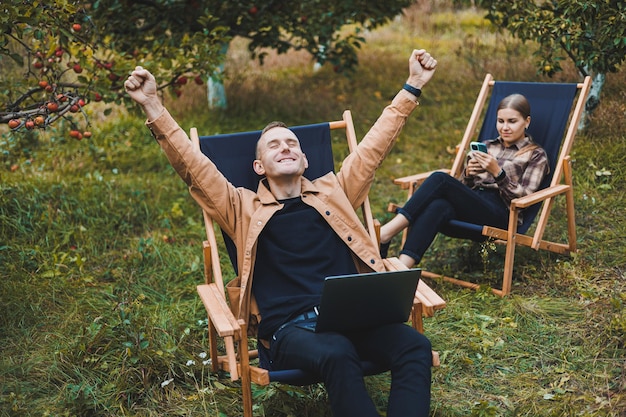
[578,70,605,131]
[207,43,229,109]
[208,74,227,109]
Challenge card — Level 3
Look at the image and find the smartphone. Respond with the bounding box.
[470,141,488,153]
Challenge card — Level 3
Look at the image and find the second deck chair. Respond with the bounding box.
[390,74,591,296]
[190,110,446,417]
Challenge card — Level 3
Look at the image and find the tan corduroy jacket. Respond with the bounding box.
[146,89,420,328]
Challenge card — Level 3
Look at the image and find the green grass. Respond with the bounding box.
[1,7,625,417]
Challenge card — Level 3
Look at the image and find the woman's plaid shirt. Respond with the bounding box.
[461,136,550,224]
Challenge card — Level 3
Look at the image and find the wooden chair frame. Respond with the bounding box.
[189,110,446,417]
[390,74,592,296]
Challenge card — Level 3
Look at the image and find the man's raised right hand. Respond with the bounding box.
[125,66,164,121]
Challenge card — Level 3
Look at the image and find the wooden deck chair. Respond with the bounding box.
[189,110,446,417]
[390,74,592,296]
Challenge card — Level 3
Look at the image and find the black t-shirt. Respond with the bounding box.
[253,197,357,339]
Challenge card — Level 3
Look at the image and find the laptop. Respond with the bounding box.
[296,269,421,333]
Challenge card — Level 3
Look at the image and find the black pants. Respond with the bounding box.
[399,171,509,264]
[270,320,432,417]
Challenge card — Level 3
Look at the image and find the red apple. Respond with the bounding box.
[83,131,92,138]
[38,80,49,89]
[69,130,82,139]
[25,120,35,130]
[73,63,83,73]
[93,92,102,102]
[34,115,45,126]
[249,5,258,15]
[8,119,20,129]
[70,104,80,113]
[72,23,82,32]
[34,61,44,69]
[176,76,188,85]
[194,75,204,85]
[47,102,59,112]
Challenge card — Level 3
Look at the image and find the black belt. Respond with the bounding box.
[272,306,319,341]
[290,307,319,323]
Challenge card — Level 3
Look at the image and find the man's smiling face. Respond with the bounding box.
[253,126,308,179]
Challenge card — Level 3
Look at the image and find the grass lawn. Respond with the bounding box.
[1,5,624,417]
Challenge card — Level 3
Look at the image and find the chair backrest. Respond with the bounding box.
[478,81,578,181]
[199,123,335,190]
[196,111,385,282]
[198,123,336,274]
[476,81,579,233]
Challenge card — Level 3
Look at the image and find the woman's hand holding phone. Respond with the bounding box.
[466,157,485,176]
[470,148,501,177]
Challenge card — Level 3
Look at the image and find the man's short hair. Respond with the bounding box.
[257,121,289,158]
[261,121,288,136]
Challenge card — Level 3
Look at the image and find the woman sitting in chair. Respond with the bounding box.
[380,93,550,268]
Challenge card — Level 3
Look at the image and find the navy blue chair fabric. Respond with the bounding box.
[199,123,334,190]
[441,81,579,240]
[261,361,388,386]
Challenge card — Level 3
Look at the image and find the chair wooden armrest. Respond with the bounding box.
[197,283,241,380]
[197,283,240,336]
[510,184,570,209]
[392,169,451,190]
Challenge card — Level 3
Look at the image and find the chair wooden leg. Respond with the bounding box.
[501,243,515,296]
[208,320,219,373]
[501,209,520,296]
[241,376,253,417]
[411,303,424,333]
[432,351,440,367]
[564,159,577,252]
[222,336,238,381]
[239,322,253,417]
[410,302,441,367]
